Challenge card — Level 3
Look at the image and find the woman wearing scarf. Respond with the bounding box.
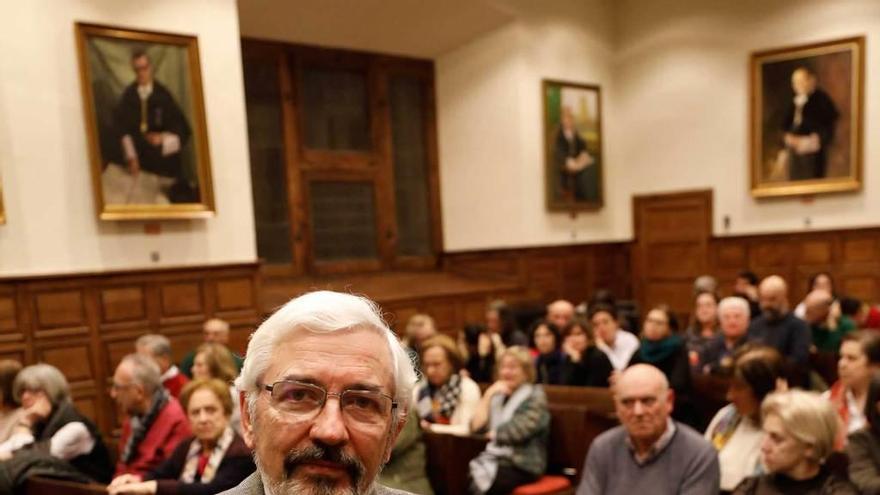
[628,304,699,427]
[108,378,254,495]
[414,335,481,436]
[468,346,549,495]
[705,346,785,493]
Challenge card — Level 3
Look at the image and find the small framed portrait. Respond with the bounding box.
[75,23,215,220]
[750,36,864,198]
[543,80,603,211]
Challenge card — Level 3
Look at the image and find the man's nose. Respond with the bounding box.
[309,397,349,446]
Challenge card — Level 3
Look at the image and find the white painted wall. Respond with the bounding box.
[0,0,255,276]
[438,0,880,251]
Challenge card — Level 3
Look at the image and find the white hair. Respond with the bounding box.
[235,291,417,426]
[718,296,750,318]
[135,333,172,358]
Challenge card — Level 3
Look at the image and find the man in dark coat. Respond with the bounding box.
[554,106,598,203]
[115,50,196,202]
[782,66,839,181]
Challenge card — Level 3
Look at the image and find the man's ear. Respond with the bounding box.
[239,390,255,448]
[383,411,408,463]
[665,389,675,415]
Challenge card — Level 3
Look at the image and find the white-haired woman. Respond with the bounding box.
[732,389,857,494]
[0,364,113,483]
[699,297,751,374]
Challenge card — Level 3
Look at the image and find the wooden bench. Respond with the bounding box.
[25,476,107,495]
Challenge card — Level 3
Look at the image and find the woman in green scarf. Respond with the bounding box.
[628,304,700,428]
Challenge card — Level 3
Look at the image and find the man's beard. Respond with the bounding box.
[255,443,373,495]
[762,307,785,322]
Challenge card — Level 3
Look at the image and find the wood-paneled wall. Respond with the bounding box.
[0,263,260,436]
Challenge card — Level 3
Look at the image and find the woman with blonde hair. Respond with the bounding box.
[732,389,857,494]
[191,343,240,434]
[469,346,549,494]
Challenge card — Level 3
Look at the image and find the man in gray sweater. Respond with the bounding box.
[577,364,719,494]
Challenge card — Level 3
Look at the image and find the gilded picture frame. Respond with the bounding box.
[75,23,215,220]
[543,79,604,211]
[750,36,864,198]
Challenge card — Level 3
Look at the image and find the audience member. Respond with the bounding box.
[530,321,565,385]
[137,334,189,398]
[0,360,23,443]
[747,275,810,366]
[700,297,751,374]
[824,331,880,438]
[694,274,719,296]
[108,378,255,494]
[113,354,192,477]
[591,304,639,371]
[414,334,481,436]
[846,371,880,493]
[794,272,835,319]
[577,364,719,495]
[379,408,434,495]
[180,319,243,379]
[685,291,720,365]
[629,305,696,426]
[840,296,866,330]
[469,346,549,495]
[192,343,241,435]
[560,319,613,387]
[460,324,496,383]
[804,289,852,352]
[732,390,857,494]
[402,313,438,364]
[546,300,575,330]
[733,271,761,321]
[223,290,416,495]
[486,301,528,348]
[706,346,785,491]
[0,364,113,483]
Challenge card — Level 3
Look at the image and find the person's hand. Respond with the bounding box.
[419,419,432,431]
[145,132,164,147]
[0,451,12,461]
[108,474,142,488]
[486,380,511,398]
[688,350,699,367]
[775,378,789,393]
[784,132,798,148]
[127,158,141,176]
[107,480,157,495]
[22,394,52,426]
[562,340,581,363]
[477,333,492,357]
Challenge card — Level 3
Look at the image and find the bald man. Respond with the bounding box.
[747,276,811,365]
[804,289,853,352]
[577,365,719,494]
[546,300,575,329]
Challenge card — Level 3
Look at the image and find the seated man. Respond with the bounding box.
[747,275,810,366]
[699,297,750,374]
[112,354,191,477]
[546,300,575,330]
[577,364,719,495]
[804,289,853,352]
[136,334,188,398]
[180,318,243,378]
[220,290,416,494]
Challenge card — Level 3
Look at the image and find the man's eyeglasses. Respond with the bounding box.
[261,380,397,426]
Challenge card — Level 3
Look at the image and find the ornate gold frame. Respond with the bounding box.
[75,22,215,220]
[750,36,864,198]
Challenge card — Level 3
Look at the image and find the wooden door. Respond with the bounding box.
[632,190,712,323]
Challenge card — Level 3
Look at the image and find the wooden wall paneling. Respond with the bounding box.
[159,280,205,327]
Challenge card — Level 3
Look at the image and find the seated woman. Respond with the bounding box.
[732,390,857,494]
[108,378,255,495]
[0,364,113,483]
[460,324,496,383]
[628,305,697,426]
[192,342,242,435]
[559,319,612,387]
[0,360,23,443]
[590,304,639,371]
[685,291,719,366]
[847,372,880,493]
[706,346,785,492]
[413,334,481,436]
[530,321,565,385]
[403,313,438,364]
[824,331,880,438]
[469,346,550,495]
[486,301,528,349]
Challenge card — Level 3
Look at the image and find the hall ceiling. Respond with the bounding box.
[237,0,515,58]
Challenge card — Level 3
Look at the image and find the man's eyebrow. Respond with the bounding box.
[276,375,386,393]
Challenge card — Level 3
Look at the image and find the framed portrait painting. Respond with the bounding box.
[543,80,603,211]
[75,23,214,220]
[751,36,864,198]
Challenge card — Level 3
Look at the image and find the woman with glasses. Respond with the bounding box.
[108,378,254,494]
[191,343,241,435]
[414,334,481,436]
[0,364,113,483]
[469,346,550,495]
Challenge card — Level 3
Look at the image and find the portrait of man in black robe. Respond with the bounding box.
[780,66,839,181]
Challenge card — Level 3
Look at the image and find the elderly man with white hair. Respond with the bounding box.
[747,276,811,366]
[577,364,719,494]
[220,291,416,495]
[698,297,752,374]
